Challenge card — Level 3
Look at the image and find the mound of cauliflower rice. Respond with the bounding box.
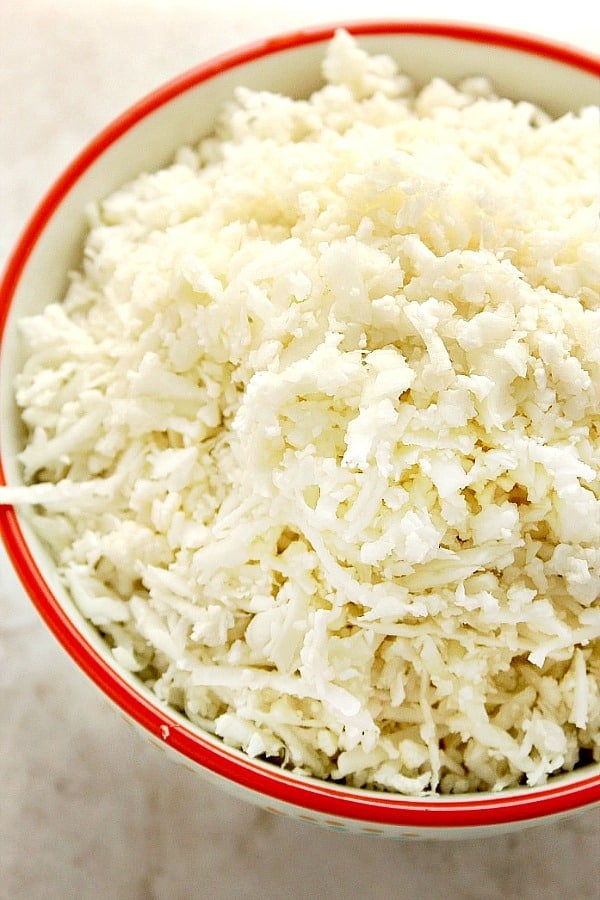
[3,32,600,794]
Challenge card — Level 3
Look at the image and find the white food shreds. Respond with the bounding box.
[3,31,600,794]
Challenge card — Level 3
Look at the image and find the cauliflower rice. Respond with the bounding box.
[2,32,600,794]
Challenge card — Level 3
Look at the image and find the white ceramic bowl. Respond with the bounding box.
[1,21,599,839]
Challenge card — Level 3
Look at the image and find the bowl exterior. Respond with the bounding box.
[1,21,600,837]
[133,709,600,839]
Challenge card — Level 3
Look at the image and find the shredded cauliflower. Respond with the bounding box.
[2,31,599,794]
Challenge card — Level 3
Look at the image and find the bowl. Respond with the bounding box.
[1,20,599,839]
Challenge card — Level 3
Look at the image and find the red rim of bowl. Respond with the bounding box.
[1,20,599,830]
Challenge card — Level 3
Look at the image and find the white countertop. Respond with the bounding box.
[1,2,599,897]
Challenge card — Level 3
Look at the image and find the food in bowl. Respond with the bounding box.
[1,31,599,797]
